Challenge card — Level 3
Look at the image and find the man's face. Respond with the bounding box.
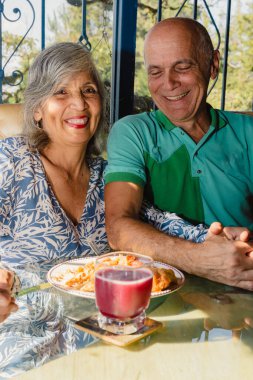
[145,24,215,126]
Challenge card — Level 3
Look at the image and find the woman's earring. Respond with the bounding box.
[35,120,42,129]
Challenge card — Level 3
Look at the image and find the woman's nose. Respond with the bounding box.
[71,94,88,110]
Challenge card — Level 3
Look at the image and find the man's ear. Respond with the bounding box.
[210,50,220,80]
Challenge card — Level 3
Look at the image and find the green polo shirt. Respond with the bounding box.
[105,107,253,228]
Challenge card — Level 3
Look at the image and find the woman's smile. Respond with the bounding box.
[65,115,89,129]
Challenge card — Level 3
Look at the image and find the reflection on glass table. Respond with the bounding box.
[0,260,98,378]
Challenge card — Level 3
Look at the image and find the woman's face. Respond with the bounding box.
[34,71,101,148]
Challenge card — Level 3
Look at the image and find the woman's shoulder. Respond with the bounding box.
[0,136,30,158]
[88,156,107,172]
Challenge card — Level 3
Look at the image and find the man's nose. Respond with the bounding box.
[164,70,180,90]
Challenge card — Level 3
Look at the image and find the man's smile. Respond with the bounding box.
[165,91,190,101]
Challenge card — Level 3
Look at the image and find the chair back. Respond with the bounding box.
[0,103,23,139]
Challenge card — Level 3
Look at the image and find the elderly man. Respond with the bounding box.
[104,17,253,290]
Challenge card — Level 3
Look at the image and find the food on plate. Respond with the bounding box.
[151,267,177,292]
[97,254,143,268]
[52,254,177,293]
[54,261,96,292]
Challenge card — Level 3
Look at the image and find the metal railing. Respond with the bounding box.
[0,0,35,103]
[0,0,91,103]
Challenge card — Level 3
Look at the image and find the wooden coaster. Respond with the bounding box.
[75,314,163,347]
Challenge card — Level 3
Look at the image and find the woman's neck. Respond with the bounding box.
[40,142,91,225]
[41,143,89,179]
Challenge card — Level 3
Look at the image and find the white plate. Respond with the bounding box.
[47,257,185,299]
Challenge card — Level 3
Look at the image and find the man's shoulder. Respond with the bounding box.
[214,108,253,143]
[217,108,253,125]
[113,111,157,128]
[110,112,161,142]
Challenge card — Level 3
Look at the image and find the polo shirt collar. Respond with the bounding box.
[155,104,227,132]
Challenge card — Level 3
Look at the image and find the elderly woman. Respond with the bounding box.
[0,42,247,321]
[0,43,108,267]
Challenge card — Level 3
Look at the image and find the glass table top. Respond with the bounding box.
[1,259,253,380]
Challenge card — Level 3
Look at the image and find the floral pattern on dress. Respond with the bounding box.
[140,200,207,243]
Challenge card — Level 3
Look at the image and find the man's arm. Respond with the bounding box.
[105,181,253,290]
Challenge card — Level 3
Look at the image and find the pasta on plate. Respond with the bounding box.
[52,254,177,293]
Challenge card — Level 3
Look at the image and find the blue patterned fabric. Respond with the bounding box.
[140,200,207,243]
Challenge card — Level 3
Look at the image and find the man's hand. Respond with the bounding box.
[207,222,251,242]
[0,269,18,323]
[193,234,253,290]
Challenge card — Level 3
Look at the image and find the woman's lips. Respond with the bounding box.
[65,116,89,129]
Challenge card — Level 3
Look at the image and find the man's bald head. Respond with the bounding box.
[144,17,214,66]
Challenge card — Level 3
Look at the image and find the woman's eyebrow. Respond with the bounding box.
[81,81,97,86]
[55,80,97,88]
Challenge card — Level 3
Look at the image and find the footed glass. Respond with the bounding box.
[95,252,153,335]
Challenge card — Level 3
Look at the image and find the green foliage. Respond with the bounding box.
[2,32,39,103]
[208,0,253,111]
[47,1,113,83]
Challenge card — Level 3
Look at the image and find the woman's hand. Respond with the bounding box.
[0,269,18,322]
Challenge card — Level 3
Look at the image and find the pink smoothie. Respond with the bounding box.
[95,267,153,319]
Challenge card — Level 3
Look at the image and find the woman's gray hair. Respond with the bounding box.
[23,42,105,156]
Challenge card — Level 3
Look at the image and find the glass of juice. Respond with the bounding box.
[95,252,153,335]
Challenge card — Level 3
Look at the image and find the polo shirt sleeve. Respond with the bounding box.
[105,116,147,186]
